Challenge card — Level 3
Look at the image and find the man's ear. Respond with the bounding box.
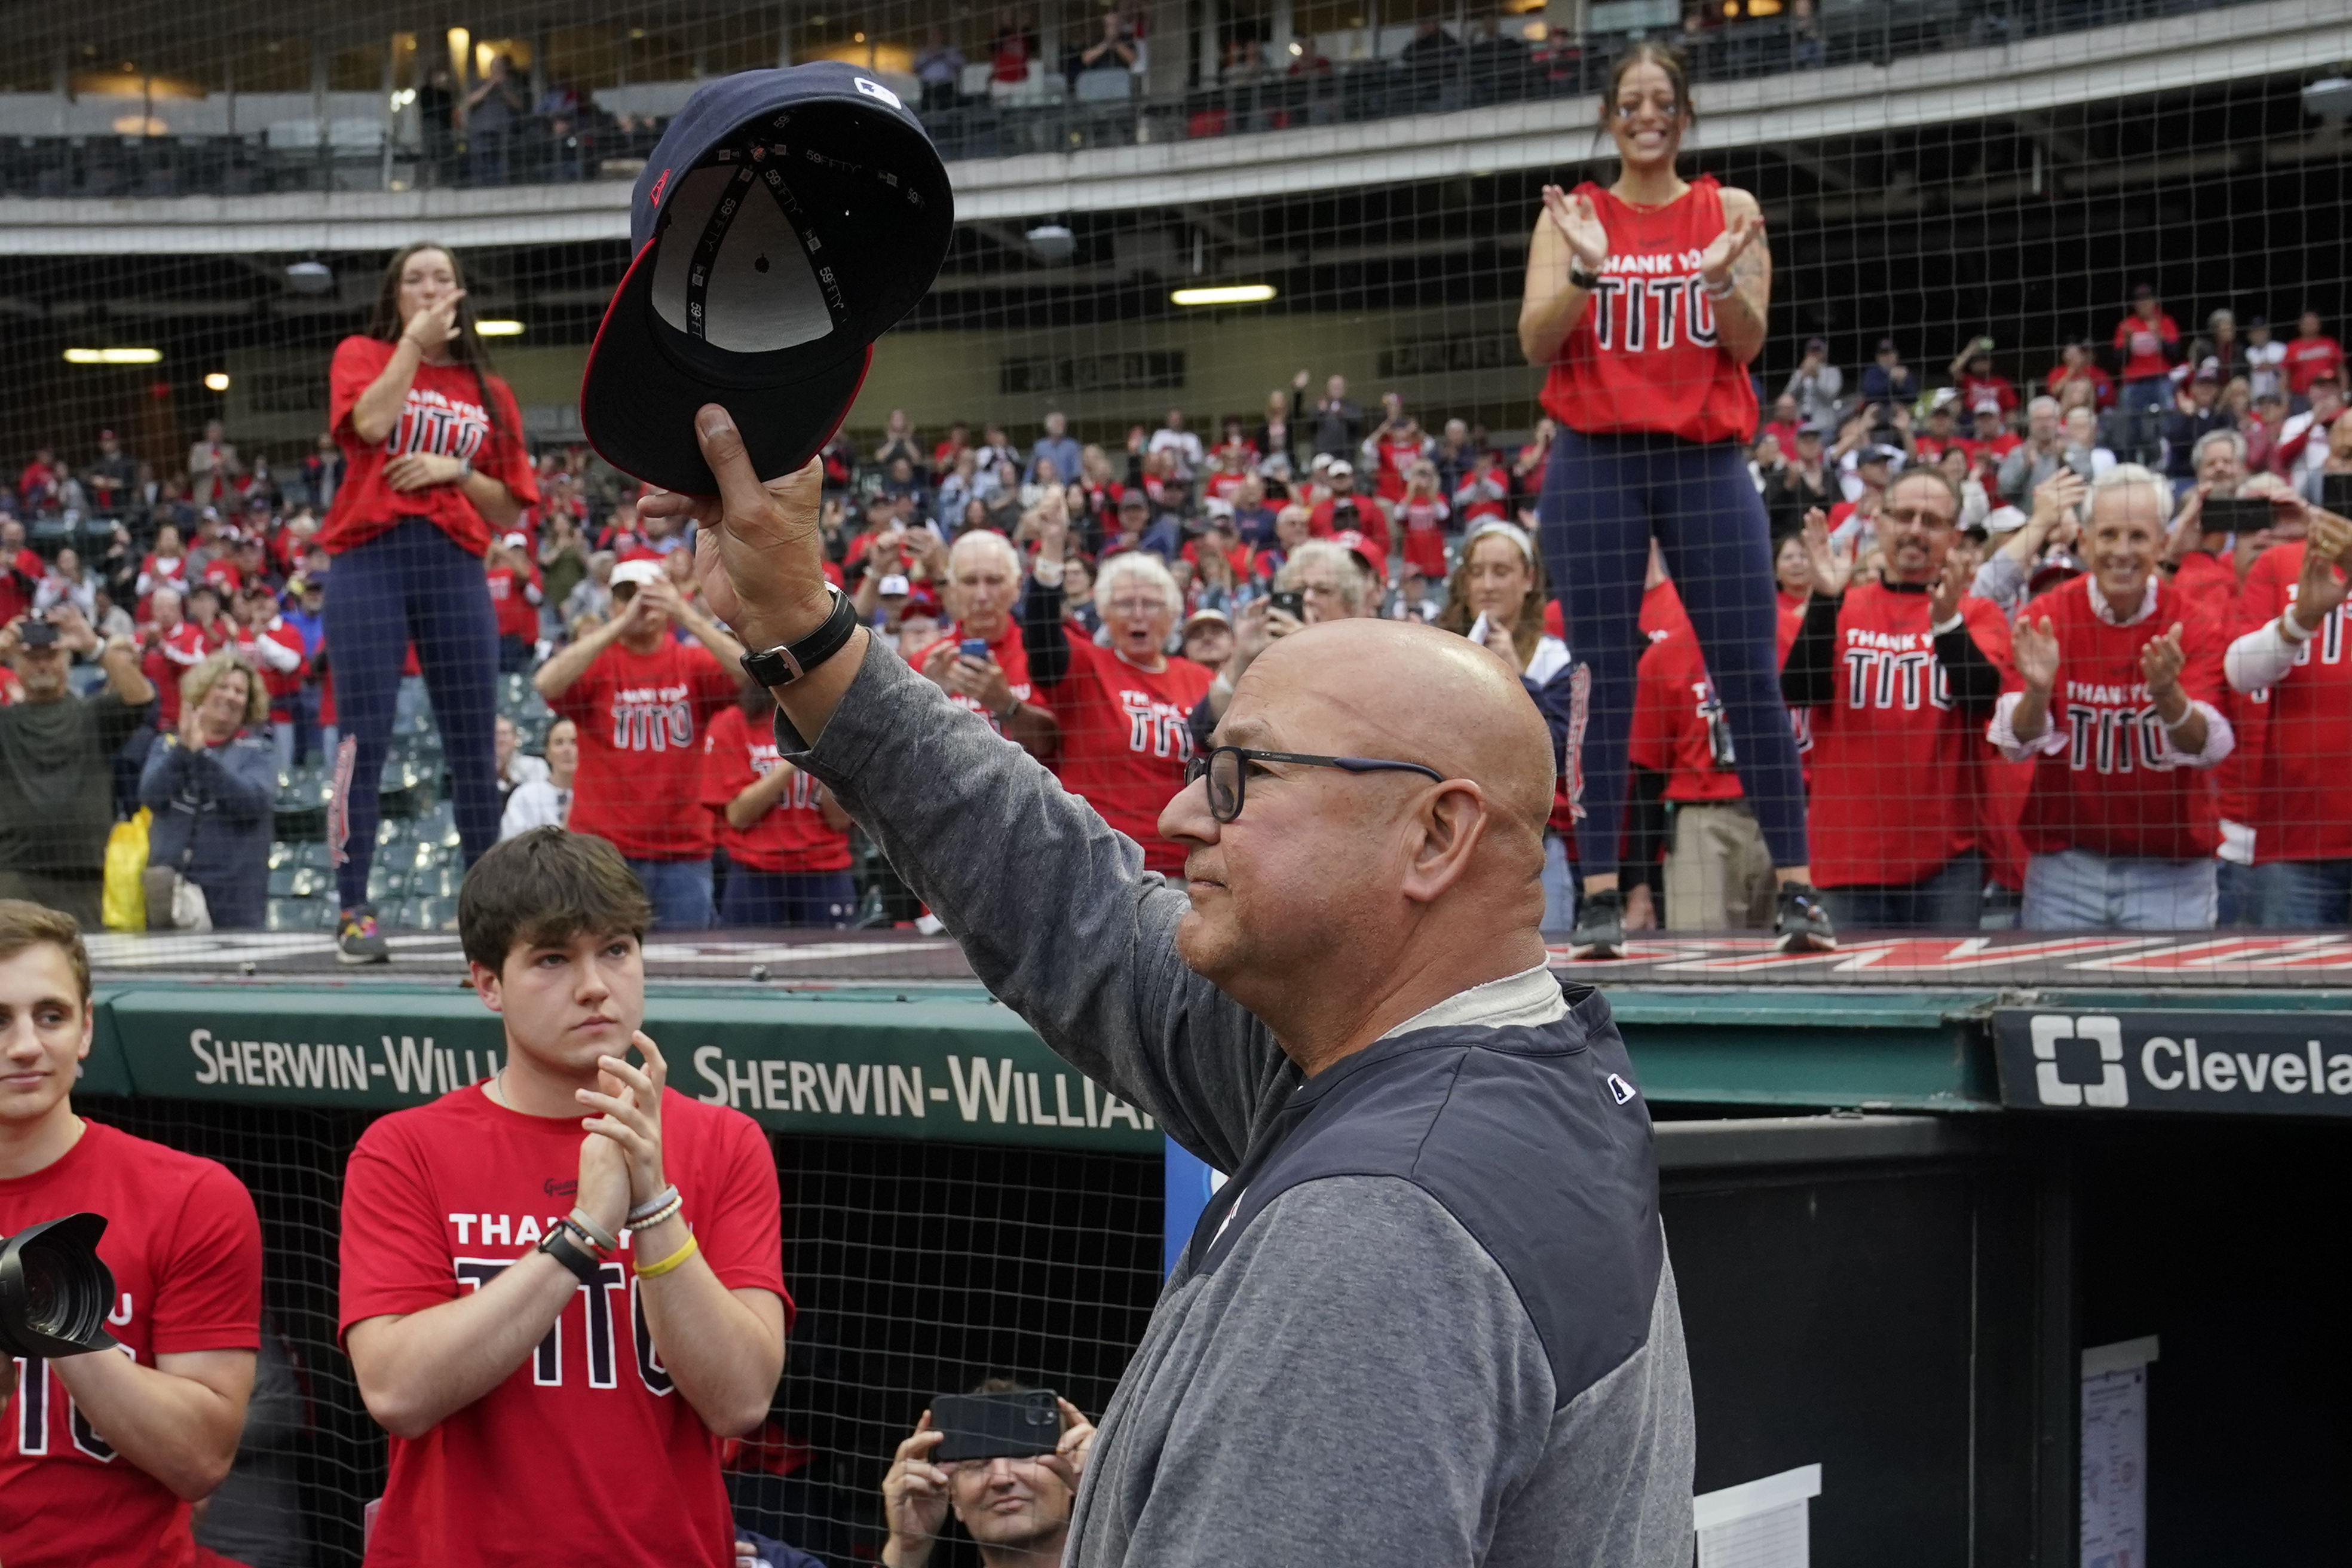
[1401,780,1489,905]
[470,960,506,1015]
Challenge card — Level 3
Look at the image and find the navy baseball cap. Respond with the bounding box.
[580,62,954,496]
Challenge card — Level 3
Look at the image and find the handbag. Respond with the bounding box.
[101,809,151,932]
[140,842,213,935]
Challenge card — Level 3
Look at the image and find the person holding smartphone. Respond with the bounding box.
[1517,41,1828,957]
[317,243,538,963]
[879,1385,1094,1568]
[908,529,1059,761]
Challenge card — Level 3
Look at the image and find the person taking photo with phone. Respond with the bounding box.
[880,1384,1095,1568]
[908,529,1058,761]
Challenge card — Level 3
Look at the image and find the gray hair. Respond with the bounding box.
[2088,462,2173,526]
[949,528,1021,576]
[1094,551,1180,617]
[1276,540,1373,615]
[2028,395,2060,419]
[2191,427,2247,467]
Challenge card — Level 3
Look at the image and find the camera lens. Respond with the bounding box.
[19,1238,103,1340]
[22,1254,59,1328]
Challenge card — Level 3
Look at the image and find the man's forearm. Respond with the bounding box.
[633,1214,785,1438]
[2011,685,2053,743]
[534,616,626,699]
[347,1251,582,1439]
[727,760,800,829]
[52,1348,252,1500]
[102,648,154,706]
[679,604,746,667]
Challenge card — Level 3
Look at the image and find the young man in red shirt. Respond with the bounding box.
[229,583,308,767]
[2284,309,2344,402]
[1784,468,2015,928]
[339,829,788,1567]
[485,531,545,673]
[0,900,262,1568]
[2224,503,2352,924]
[702,685,856,927]
[2111,283,2180,464]
[909,530,1058,762]
[1992,466,2234,929]
[534,562,742,929]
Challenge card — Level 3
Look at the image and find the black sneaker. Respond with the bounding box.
[337,905,391,966]
[1774,881,1838,953]
[1569,889,1627,960]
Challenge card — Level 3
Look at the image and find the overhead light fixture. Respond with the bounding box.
[63,347,162,365]
[474,319,526,336]
[284,259,334,295]
[1026,224,1076,262]
[1171,284,1276,307]
[204,372,231,391]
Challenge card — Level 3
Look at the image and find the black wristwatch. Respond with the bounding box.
[536,1220,605,1286]
[740,587,859,688]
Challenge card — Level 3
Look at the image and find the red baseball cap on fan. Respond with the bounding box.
[579,62,954,497]
[1331,528,1388,585]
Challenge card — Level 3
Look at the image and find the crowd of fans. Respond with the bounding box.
[4,289,2350,936]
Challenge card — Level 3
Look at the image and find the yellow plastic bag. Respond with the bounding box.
[102,808,151,933]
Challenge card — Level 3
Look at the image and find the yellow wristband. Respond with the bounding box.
[632,1232,699,1279]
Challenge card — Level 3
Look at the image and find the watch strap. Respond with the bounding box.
[537,1221,604,1285]
[740,587,859,688]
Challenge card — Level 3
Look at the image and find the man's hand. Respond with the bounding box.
[48,603,97,656]
[2029,467,2087,534]
[2139,623,2187,702]
[1038,1396,1098,1493]
[2014,615,2060,694]
[882,1414,953,1564]
[577,1030,671,1208]
[636,408,834,654]
[1292,368,1312,392]
[2293,510,2352,633]
[1799,509,1851,598]
[1930,552,1968,625]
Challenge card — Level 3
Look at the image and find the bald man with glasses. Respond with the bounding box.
[643,408,1695,1568]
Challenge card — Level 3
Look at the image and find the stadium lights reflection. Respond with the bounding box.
[1171,284,1276,307]
[474,320,526,336]
[204,372,231,391]
[63,347,161,365]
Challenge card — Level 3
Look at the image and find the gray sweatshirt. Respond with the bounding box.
[776,638,1696,1567]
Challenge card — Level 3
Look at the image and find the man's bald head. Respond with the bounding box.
[1161,618,1558,1063]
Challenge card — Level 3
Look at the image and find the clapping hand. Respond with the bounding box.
[1541,184,1610,271]
[1799,509,1852,598]
[2139,623,2188,702]
[2293,510,2352,633]
[1929,550,1968,626]
[1697,209,1763,295]
[2014,615,2061,694]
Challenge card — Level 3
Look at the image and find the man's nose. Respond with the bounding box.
[1159,765,1220,850]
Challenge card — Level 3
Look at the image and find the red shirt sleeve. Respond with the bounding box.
[480,375,540,510]
[150,1158,264,1356]
[700,708,749,815]
[338,1125,460,1337]
[1628,641,1674,773]
[687,1101,793,1328]
[2237,546,2288,630]
[688,643,737,720]
[547,657,606,728]
[2181,604,2230,707]
[329,336,394,439]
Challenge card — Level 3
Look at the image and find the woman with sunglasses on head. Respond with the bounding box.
[317,242,537,963]
[1520,41,1829,958]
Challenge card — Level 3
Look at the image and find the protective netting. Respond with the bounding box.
[0,0,2347,978]
[72,1097,1162,1567]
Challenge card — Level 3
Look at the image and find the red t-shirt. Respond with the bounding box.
[1958,371,2017,414]
[1039,642,1214,875]
[2112,313,2180,382]
[339,1085,788,1568]
[909,619,1035,740]
[142,620,212,726]
[232,618,310,716]
[1371,438,1425,502]
[2013,575,2228,858]
[1628,627,1744,804]
[486,564,543,642]
[1541,175,1759,445]
[1394,495,1451,581]
[549,639,739,860]
[0,1122,262,1568]
[2284,334,2344,396]
[700,704,851,874]
[320,336,539,558]
[1306,495,1390,558]
[0,546,44,628]
[1802,583,2017,887]
[2235,542,2352,862]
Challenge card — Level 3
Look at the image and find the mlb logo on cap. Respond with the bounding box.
[580,61,955,496]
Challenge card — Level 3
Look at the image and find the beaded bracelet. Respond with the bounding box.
[627,1184,680,1226]
[627,1192,684,1233]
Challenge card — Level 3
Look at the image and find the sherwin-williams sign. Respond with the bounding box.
[1992,1009,2352,1117]
[89,985,1159,1153]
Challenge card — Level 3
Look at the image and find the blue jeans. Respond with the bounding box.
[2021,849,2218,931]
[1538,429,1809,875]
[2116,375,2172,465]
[2244,859,2352,927]
[1540,832,1576,937]
[1819,851,1984,931]
[627,857,713,931]
[323,519,502,912]
[718,868,857,928]
[2215,858,2257,927]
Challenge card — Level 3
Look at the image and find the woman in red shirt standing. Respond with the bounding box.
[318,243,538,962]
[1518,42,1827,957]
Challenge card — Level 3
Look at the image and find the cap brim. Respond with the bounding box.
[580,240,871,498]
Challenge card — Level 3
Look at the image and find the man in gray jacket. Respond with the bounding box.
[647,406,1696,1567]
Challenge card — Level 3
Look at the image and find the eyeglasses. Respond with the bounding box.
[1880,506,1955,528]
[1183,745,1446,824]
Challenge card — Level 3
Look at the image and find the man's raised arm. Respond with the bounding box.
[642,407,1286,1171]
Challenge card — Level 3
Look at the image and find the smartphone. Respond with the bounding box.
[930,1390,1060,1462]
[2200,497,2273,536]
[1270,589,1305,618]
[2325,473,2352,516]
[958,638,990,660]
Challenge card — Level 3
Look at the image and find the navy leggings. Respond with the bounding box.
[323,520,503,911]
[1538,428,1809,876]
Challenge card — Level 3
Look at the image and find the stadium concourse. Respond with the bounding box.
[3,0,2351,1563]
